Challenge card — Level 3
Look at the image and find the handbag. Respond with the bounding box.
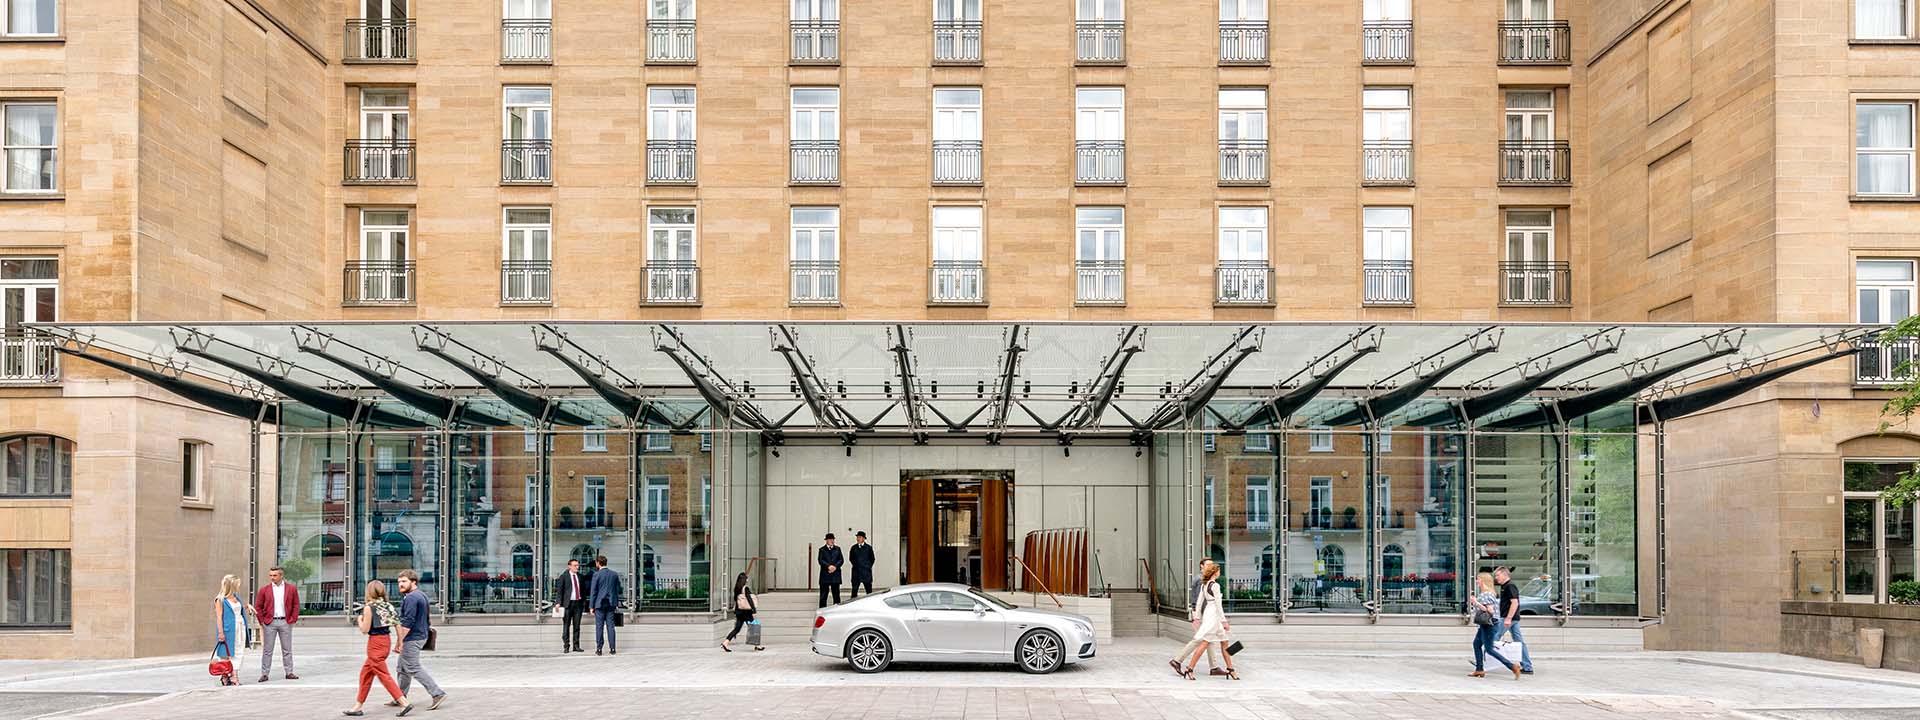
[208,644,234,677]
[1472,608,1495,627]
[1225,638,1245,656]
[736,594,753,611]
[613,611,626,627]
[422,627,438,652]
[746,619,763,646]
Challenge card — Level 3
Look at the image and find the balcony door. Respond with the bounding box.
[1504,209,1554,302]
[1364,0,1409,21]
[1075,88,1124,143]
[502,208,551,302]
[1505,0,1551,20]
[790,207,839,301]
[794,0,837,21]
[365,0,407,21]
[1363,206,1412,302]
[1858,259,1917,382]
[358,210,411,302]
[0,258,56,381]
[935,0,979,21]
[647,208,697,301]
[360,89,410,180]
[1504,91,1554,142]
[791,89,839,143]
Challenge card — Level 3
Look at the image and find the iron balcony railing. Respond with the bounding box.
[647,19,696,62]
[501,19,552,62]
[930,260,985,304]
[790,140,841,184]
[343,260,416,305]
[1075,20,1124,63]
[1363,259,1414,305]
[0,334,58,383]
[789,260,840,304]
[501,260,552,304]
[1075,140,1125,185]
[502,139,553,184]
[647,140,696,184]
[1219,140,1267,185]
[1499,20,1570,64]
[1363,20,1413,63]
[932,140,983,185]
[644,261,700,304]
[933,20,982,63]
[1215,260,1273,304]
[1857,337,1918,385]
[1499,140,1570,185]
[1219,20,1268,64]
[1363,140,1414,185]
[345,20,415,62]
[1075,260,1125,305]
[1498,260,1570,306]
[344,139,416,184]
[791,20,839,63]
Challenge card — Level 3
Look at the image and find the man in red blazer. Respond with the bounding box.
[252,566,301,682]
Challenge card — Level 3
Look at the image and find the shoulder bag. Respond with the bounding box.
[422,627,438,651]
[208,643,234,677]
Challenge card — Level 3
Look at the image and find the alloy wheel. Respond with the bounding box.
[1018,630,1063,674]
[848,630,890,673]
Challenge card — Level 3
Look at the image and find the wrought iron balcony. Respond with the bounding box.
[343,260,416,305]
[1499,20,1570,64]
[1498,260,1570,306]
[345,20,415,62]
[1498,141,1570,186]
[930,260,985,304]
[791,20,839,63]
[1219,20,1268,64]
[1219,140,1268,185]
[1075,21,1124,63]
[1363,140,1413,185]
[501,260,552,304]
[1075,140,1125,185]
[644,261,700,304]
[502,19,552,62]
[1363,259,1414,306]
[933,20,982,63]
[932,140,982,185]
[344,139,415,184]
[647,19,696,62]
[501,139,553,184]
[647,140,696,184]
[790,140,841,184]
[1215,260,1273,305]
[1857,338,1918,385]
[1363,21,1413,63]
[790,260,840,305]
[1075,260,1125,305]
[0,334,58,384]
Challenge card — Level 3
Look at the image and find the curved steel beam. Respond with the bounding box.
[1220,345,1380,431]
[57,348,280,424]
[539,346,681,428]
[1317,343,1498,427]
[1488,347,1739,429]
[300,345,514,427]
[1637,348,1865,425]
[176,346,421,427]
[418,345,601,427]
[656,345,769,430]
[1401,345,1618,427]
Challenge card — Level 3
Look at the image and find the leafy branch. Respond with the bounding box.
[1875,314,1920,508]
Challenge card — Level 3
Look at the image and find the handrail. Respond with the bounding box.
[1012,555,1064,608]
[1140,557,1158,613]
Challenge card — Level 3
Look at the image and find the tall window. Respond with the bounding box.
[0,257,57,382]
[1362,0,1412,63]
[1218,0,1266,64]
[502,0,553,62]
[931,206,984,303]
[501,207,552,303]
[2,102,56,193]
[1375,474,1393,523]
[1203,475,1215,528]
[932,88,982,184]
[1075,0,1124,63]
[791,87,841,183]
[0,434,71,497]
[1858,259,1917,383]
[1246,476,1272,530]
[1217,206,1269,302]
[644,432,672,452]
[1075,88,1125,183]
[791,0,839,62]
[1502,209,1558,303]
[644,476,670,528]
[1363,206,1413,305]
[1074,206,1124,304]
[647,87,696,183]
[1858,102,1915,197]
[1505,90,1554,142]
[583,476,607,527]
[647,0,696,62]
[353,209,411,304]
[1310,476,1333,527]
[181,440,207,502]
[1505,0,1552,20]
[353,89,412,182]
[790,207,840,303]
[1,549,70,628]
[1857,0,1915,39]
[646,208,698,302]
[3,0,58,36]
[502,86,552,183]
[933,0,982,62]
[1218,88,1267,184]
[1363,88,1412,184]
[1244,432,1272,452]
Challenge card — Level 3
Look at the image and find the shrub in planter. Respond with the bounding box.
[1341,506,1359,529]
[1891,579,1920,605]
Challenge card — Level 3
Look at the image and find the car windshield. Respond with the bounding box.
[970,590,1017,610]
[1520,578,1553,598]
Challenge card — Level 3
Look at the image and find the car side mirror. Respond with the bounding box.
[972,604,987,615]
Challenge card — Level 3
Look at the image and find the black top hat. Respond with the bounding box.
[824,532,836,540]
[855,531,867,538]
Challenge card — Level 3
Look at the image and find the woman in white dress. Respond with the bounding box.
[1176,562,1238,679]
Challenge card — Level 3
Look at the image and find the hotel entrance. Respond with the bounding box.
[901,472,1012,589]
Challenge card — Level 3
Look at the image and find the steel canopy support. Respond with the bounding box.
[1488,345,1742,430]
[1316,329,1501,428]
[54,347,282,424]
[534,330,683,428]
[175,345,424,428]
[653,326,775,431]
[774,324,856,430]
[414,330,600,427]
[983,325,1027,442]
[1219,336,1383,432]
[1402,343,1619,428]
[1633,347,1866,424]
[298,341,515,428]
[1145,326,1263,430]
[1063,325,1146,431]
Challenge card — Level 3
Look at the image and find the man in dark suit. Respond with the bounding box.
[817,532,843,608]
[848,531,875,599]
[588,555,622,655]
[554,558,588,653]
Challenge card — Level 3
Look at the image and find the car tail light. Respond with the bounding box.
[814,615,826,629]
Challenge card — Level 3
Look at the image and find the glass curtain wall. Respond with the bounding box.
[275,420,351,615]
[1285,424,1370,613]
[1472,429,1562,614]
[1568,405,1637,615]
[358,431,443,605]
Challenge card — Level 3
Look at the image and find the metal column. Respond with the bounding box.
[1275,424,1289,620]
[247,418,263,593]
[1654,420,1668,618]
[343,423,361,613]
[534,426,550,616]
[627,427,642,612]
[435,426,453,618]
[711,414,731,613]
[1462,424,1477,620]
[1364,424,1380,622]
[1554,422,1574,625]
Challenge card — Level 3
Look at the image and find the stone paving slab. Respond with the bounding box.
[0,691,161,720]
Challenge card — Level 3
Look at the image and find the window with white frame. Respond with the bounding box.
[700,475,711,526]
[1075,206,1124,303]
[523,430,552,453]
[1857,0,1915,39]
[1244,432,1272,452]
[0,257,57,382]
[647,0,696,62]
[646,207,698,302]
[644,432,672,452]
[501,207,552,303]
[583,475,607,527]
[1363,206,1413,304]
[790,87,840,182]
[791,206,840,303]
[1375,474,1392,523]
[1858,102,1916,197]
[1504,90,1554,142]
[1218,207,1268,265]
[181,440,208,502]
[644,476,670,528]
[1376,429,1392,453]
[1309,476,1332,526]
[2,102,56,193]
[353,209,412,304]
[1246,476,1272,529]
[646,87,696,183]
[502,86,552,182]
[932,87,982,184]
[931,206,984,302]
[524,475,539,521]
[1362,88,1412,183]
[1218,88,1267,183]
[1858,259,1917,382]
[1074,88,1125,182]
[582,426,607,452]
[3,0,57,36]
[1308,425,1333,452]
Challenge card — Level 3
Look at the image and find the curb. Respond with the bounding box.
[1677,657,1920,690]
[0,657,202,685]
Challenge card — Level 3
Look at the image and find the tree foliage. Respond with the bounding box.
[1876,314,1920,507]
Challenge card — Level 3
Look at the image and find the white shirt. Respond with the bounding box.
[271,582,288,619]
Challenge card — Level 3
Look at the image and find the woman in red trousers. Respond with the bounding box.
[343,580,412,717]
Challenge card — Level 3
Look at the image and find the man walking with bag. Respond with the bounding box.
[393,570,447,710]
[589,555,622,655]
[1493,566,1535,675]
[1167,559,1225,677]
[252,566,300,683]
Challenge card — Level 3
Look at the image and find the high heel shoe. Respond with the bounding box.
[1224,669,1240,680]
[1180,665,1197,680]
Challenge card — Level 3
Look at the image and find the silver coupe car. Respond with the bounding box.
[809,583,1098,674]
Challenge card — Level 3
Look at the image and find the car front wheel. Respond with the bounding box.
[1016,629,1064,674]
[846,629,892,673]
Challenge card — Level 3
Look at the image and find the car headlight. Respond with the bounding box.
[1071,620,1093,637]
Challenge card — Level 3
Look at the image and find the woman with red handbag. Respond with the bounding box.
[343,580,413,717]
[211,574,252,686]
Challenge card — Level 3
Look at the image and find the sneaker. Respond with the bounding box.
[1208,668,1229,676]
[285,674,299,680]
[429,694,447,711]
[258,675,269,683]
[1521,669,1534,675]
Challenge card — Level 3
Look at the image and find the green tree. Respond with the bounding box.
[1877,314,1920,507]
[280,555,315,585]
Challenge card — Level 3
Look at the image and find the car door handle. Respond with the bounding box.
[916,618,931,622]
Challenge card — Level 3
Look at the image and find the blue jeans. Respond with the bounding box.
[594,608,617,651]
[1472,623,1513,672]
[1495,619,1533,671]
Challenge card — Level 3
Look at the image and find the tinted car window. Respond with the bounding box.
[915,591,979,611]
[884,593,917,610]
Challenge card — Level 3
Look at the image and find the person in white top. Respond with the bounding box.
[1172,561,1238,680]
[254,566,301,682]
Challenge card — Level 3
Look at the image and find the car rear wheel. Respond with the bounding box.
[1016,629,1064,674]
[846,629,892,673]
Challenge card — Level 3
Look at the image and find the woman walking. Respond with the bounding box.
[344,580,413,717]
[1468,571,1520,680]
[1172,562,1237,680]
[212,574,252,686]
[721,572,764,652]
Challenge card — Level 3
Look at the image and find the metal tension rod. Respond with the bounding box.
[1636,341,1868,425]
[294,326,514,428]
[172,329,421,427]
[982,325,1027,443]
[534,324,682,428]
[1403,328,1622,427]
[414,325,601,427]
[1315,327,1501,428]
[1062,325,1146,431]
